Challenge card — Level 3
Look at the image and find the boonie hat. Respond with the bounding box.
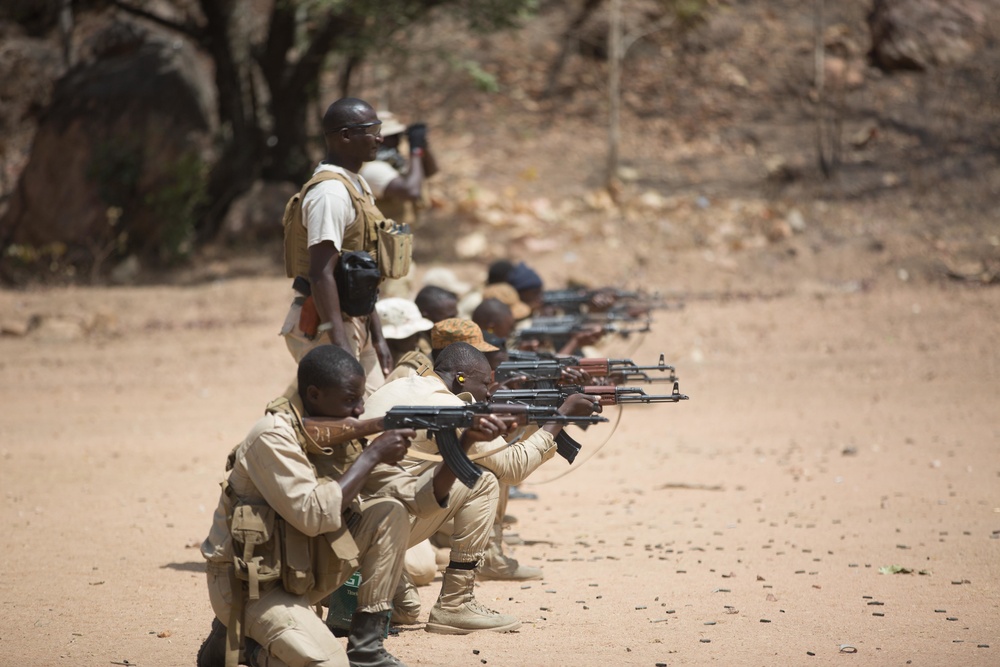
[431,318,499,352]
[377,111,407,137]
[376,298,434,340]
[481,283,532,320]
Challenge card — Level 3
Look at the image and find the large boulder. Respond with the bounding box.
[868,0,986,71]
[0,22,64,208]
[0,19,216,278]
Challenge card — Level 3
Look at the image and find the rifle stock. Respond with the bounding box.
[303,416,387,447]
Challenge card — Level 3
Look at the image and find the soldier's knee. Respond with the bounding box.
[474,470,500,500]
[364,497,408,523]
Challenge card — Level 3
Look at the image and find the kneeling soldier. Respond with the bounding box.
[198,345,437,667]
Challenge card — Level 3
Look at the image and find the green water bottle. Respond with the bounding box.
[326,570,361,636]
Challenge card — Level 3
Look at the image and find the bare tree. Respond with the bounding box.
[604,1,678,190]
[105,0,532,239]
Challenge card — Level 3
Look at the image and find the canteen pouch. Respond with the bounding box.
[230,503,282,600]
[376,220,412,280]
[335,250,381,317]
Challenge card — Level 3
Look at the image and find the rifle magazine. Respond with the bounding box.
[433,430,482,489]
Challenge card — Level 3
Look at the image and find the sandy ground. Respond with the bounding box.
[1,273,998,667]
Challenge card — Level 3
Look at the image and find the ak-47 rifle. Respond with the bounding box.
[494,353,678,387]
[542,288,682,315]
[514,314,652,350]
[302,403,607,488]
[490,383,689,462]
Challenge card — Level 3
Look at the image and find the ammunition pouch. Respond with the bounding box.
[230,503,282,601]
[376,220,412,280]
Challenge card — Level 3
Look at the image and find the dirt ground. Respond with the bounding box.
[1,260,998,666]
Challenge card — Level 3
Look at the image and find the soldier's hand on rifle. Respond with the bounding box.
[460,414,508,448]
[590,290,617,311]
[558,393,603,417]
[516,338,541,352]
[558,326,604,355]
[491,373,529,394]
[559,366,592,385]
[573,325,605,347]
[367,428,416,465]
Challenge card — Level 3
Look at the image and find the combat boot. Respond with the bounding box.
[424,568,521,635]
[195,618,226,667]
[477,524,543,581]
[196,618,259,667]
[478,552,543,581]
[391,571,421,625]
[346,610,408,667]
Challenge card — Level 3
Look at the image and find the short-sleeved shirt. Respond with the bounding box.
[301,164,376,251]
[358,159,402,200]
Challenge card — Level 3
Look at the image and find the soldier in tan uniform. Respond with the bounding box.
[361,342,601,634]
[197,345,486,667]
[281,98,411,397]
[375,298,434,384]
[357,112,438,227]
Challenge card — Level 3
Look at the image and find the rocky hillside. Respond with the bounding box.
[1,0,998,292]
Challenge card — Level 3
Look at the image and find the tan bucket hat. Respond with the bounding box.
[431,318,499,352]
[482,283,532,320]
[376,298,434,339]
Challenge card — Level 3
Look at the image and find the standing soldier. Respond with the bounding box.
[358,111,438,227]
[280,98,412,396]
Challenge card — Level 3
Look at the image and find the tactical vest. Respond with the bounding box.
[395,350,434,377]
[284,170,381,280]
[225,397,362,602]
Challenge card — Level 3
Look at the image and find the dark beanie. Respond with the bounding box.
[506,262,543,291]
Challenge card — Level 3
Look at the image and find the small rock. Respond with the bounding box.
[1,317,37,337]
[110,255,141,283]
[455,232,488,259]
[786,208,806,232]
[33,317,85,343]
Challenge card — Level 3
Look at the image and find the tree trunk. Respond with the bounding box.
[606,0,622,189]
[543,0,604,99]
[195,0,262,240]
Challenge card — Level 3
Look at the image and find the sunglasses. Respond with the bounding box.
[327,120,382,137]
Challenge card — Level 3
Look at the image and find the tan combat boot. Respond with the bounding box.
[424,568,521,635]
[477,524,543,581]
[391,571,422,625]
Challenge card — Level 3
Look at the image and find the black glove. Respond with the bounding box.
[406,123,428,152]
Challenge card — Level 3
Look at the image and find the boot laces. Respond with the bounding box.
[468,597,501,616]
